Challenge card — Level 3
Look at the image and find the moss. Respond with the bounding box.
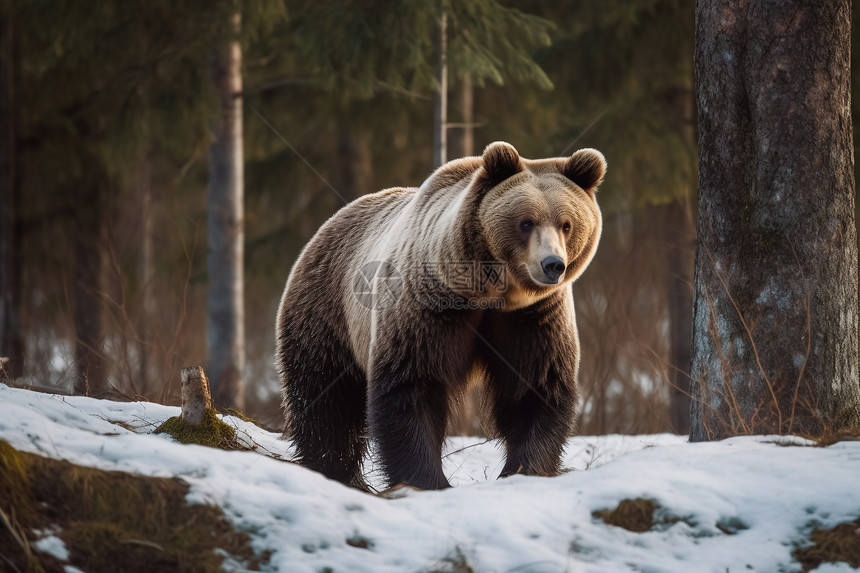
[155,409,244,450]
[0,440,266,572]
[594,498,657,533]
[795,518,860,571]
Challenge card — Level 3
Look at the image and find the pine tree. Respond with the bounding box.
[8,0,233,394]
[286,0,552,169]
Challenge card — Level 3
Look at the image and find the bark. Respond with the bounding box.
[691,0,860,440]
[207,12,245,410]
[433,11,447,169]
[0,12,22,380]
[180,366,213,426]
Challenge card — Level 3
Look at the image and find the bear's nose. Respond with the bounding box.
[541,256,565,283]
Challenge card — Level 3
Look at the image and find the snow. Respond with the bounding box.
[1,383,858,573]
[32,532,70,561]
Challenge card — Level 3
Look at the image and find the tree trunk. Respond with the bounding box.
[663,198,694,434]
[207,12,245,410]
[450,77,474,159]
[71,160,107,396]
[138,150,156,395]
[691,0,860,440]
[460,77,473,157]
[0,12,23,381]
[180,366,213,426]
[433,11,447,169]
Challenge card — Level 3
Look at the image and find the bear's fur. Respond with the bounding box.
[276,142,605,490]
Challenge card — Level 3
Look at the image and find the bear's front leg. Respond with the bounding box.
[368,309,456,489]
[368,367,451,490]
[480,290,580,478]
[491,376,575,478]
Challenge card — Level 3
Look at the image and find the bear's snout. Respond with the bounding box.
[541,255,566,283]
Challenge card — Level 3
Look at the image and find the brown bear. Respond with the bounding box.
[276,141,605,491]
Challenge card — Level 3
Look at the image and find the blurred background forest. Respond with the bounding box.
[1,0,851,435]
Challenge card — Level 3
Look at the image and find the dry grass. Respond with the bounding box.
[794,518,860,571]
[428,546,476,573]
[0,440,267,572]
[593,498,657,533]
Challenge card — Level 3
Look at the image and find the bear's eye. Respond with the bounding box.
[520,220,534,233]
[562,222,572,233]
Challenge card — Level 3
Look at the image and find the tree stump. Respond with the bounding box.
[154,365,240,449]
[180,366,212,426]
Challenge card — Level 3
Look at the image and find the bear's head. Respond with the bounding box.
[475,141,605,308]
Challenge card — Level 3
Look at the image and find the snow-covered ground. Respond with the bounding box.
[1,383,858,573]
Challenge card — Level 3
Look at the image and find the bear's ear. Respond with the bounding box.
[482,141,524,186]
[563,148,607,191]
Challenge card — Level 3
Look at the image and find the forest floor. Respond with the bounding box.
[1,383,859,573]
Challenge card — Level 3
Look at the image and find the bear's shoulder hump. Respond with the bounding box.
[420,156,484,194]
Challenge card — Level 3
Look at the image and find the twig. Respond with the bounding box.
[120,538,165,551]
[0,554,22,573]
[441,439,490,459]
